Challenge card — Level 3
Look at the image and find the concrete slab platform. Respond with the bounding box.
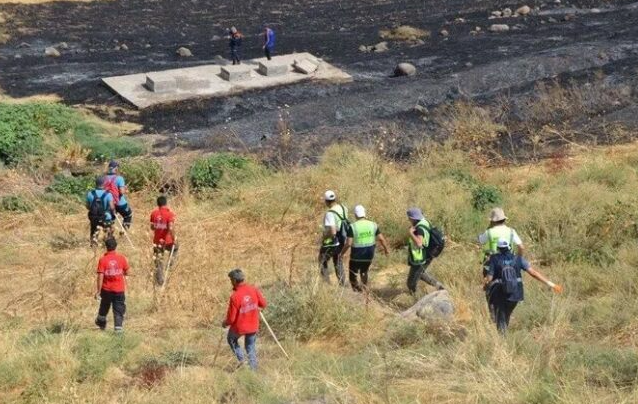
[220,65,253,81]
[258,60,289,76]
[102,53,351,109]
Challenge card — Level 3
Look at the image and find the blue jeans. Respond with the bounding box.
[227,330,258,370]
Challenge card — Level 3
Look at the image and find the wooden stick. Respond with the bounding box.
[260,311,290,359]
[115,216,136,250]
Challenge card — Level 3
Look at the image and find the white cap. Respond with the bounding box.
[354,205,366,218]
[324,190,336,201]
[497,238,510,249]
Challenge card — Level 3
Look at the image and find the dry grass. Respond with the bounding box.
[379,25,430,41]
[2,141,638,402]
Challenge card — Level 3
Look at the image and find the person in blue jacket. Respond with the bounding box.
[263,25,275,60]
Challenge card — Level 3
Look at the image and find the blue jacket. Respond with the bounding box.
[264,28,275,49]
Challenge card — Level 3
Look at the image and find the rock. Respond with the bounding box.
[502,8,513,17]
[17,42,31,48]
[475,26,482,32]
[293,58,319,74]
[440,29,449,37]
[212,35,221,40]
[394,62,416,77]
[120,43,129,51]
[491,10,503,17]
[591,8,601,13]
[401,290,454,322]
[176,47,192,57]
[373,41,389,52]
[57,42,69,50]
[144,43,152,49]
[14,54,21,59]
[488,24,510,32]
[516,5,531,15]
[454,17,466,23]
[465,61,473,67]
[339,27,347,32]
[548,17,558,23]
[358,44,369,53]
[44,47,61,57]
[114,45,121,51]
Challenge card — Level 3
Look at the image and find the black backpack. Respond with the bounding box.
[425,225,446,258]
[500,258,519,295]
[88,190,106,221]
[329,205,351,243]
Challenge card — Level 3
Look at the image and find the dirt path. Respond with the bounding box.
[1,0,637,155]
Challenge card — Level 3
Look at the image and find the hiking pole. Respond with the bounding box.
[259,311,290,359]
[160,245,176,291]
[115,216,136,250]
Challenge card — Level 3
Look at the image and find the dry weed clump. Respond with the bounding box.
[379,25,431,41]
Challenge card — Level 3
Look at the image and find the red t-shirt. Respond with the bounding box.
[150,206,176,245]
[97,251,130,293]
[225,283,267,335]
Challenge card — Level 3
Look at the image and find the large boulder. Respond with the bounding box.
[393,62,416,77]
[176,47,192,57]
[401,290,454,322]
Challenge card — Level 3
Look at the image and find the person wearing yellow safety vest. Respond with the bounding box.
[478,207,525,320]
[339,205,389,292]
[318,190,348,285]
[406,207,445,294]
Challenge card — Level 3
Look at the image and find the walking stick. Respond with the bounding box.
[159,244,176,290]
[260,311,290,359]
[212,329,227,368]
[115,215,136,250]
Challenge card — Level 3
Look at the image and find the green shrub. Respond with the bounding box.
[75,131,144,162]
[472,184,502,211]
[119,159,163,192]
[189,153,260,190]
[46,174,94,200]
[0,195,34,212]
[564,344,638,388]
[74,333,140,381]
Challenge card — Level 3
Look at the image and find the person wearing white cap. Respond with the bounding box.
[484,238,562,333]
[406,207,445,293]
[478,207,525,261]
[339,205,389,292]
[318,190,349,285]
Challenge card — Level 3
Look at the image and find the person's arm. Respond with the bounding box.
[526,266,562,293]
[116,177,127,197]
[168,219,176,241]
[323,213,337,238]
[408,226,424,248]
[257,289,267,309]
[340,237,353,257]
[95,273,104,299]
[512,230,525,257]
[377,234,390,255]
[222,297,238,327]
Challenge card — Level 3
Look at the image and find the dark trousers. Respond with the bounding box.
[493,298,518,334]
[349,261,371,292]
[319,244,345,285]
[407,259,442,293]
[264,47,272,60]
[89,218,113,244]
[115,203,133,228]
[230,49,241,64]
[96,290,126,331]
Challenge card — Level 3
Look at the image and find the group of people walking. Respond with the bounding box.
[228,25,276,65]
[83,178,563,372]
[319,190,563,333]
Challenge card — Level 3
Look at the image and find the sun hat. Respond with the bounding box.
[354,205,366,218]
[489,207,507,222]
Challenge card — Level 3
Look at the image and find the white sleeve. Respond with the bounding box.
[324,212,336,228]
[478,231,488,244]
[512,229,523,246]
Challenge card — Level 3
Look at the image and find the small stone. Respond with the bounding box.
[516,5,531,15]
[454,17,466,23]
[372,41,389,52]
[394,62,416,77]
[465,61,473,67]
[144,43,151,49]
[176,46,192,57]
[488,24,510,32]
[14,54,21,59]
[45,47,61,57]
[114,45,121,50]
[548,17,558,23]
[491,10,503,17]
[440,29,449,37]
[57,42,69,50]
[212,35,221,40]
[358,44,369,52]
[502,8,513,17]
[591,8,601,13]
[120,43,129,51]
[339,27,347,32]
[17,42,31,48]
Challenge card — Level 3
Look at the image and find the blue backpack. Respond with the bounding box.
[500,257,519,295]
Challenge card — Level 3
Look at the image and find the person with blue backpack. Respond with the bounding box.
[485,238,563,333]
[262,25,275,60]
[86,176,116,246]
[103,161,133,233]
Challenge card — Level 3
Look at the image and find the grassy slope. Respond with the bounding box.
[2,143,638,403]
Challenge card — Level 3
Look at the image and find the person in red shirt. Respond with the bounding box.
[95,237,129,332]
[222,269,267,370]
[150,195,177,285]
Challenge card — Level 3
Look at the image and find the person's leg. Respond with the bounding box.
[348,261,360,291]
[116,203,133,229]
[227,330,245,364]
[502,301,518,331]
[265,48,271,60]
[95,290,111,330]
[407,265,423,294]
[318,247,331,283]
[244,333,258,370]
[360,262,371,290]
[333,244,345,286]
[90,219,99,245]
[112,292,126,332]
[419,258,445,289]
